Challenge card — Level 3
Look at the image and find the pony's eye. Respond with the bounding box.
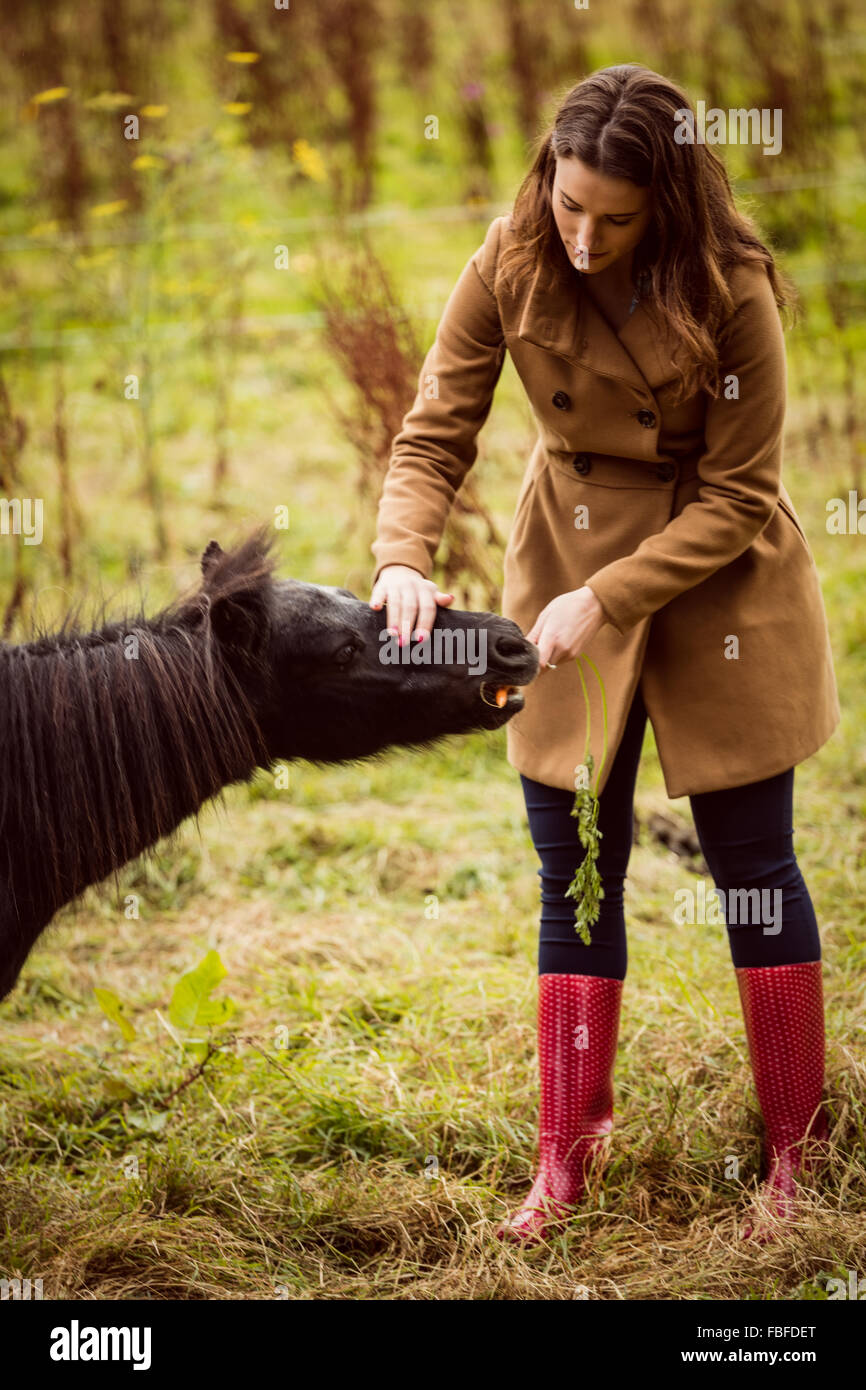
[334,643,357,667]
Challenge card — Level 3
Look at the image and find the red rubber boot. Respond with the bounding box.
[735,960,829,1242]
[496,973,623,1245]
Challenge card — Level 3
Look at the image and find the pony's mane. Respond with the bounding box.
[0,525,280,913]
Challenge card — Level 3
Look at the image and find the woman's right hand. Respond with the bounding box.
[369,564,454,646]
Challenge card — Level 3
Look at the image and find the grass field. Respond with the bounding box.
[1,6,864,1299]
[1,361,863,1297]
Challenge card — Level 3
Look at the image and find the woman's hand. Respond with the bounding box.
[527,586,606,668]
[369,564,454,646]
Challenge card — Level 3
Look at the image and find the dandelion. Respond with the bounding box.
[292,138,327,183]
[30,87,70,105]
[84,92,135,111]
[87,199,128,219]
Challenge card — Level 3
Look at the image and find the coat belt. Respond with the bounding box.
[544,446,704,489]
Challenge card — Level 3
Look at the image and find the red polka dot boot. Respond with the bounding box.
[496,973,623,1245]
[735,960,829,1243]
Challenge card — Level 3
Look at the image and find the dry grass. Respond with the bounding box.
[1,695,863,1299]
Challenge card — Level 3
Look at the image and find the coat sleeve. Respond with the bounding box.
[584,261,787,635]
[370,217,507,587]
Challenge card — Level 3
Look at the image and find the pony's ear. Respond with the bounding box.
[209,589,267,654]
[201,540,224,577]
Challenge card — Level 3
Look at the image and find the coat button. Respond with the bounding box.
[552,390,571,410]
[655,461,676,482]
[637,408,656,428]
[573,453,592,475]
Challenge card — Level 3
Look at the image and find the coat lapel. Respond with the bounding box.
[514,248,679,395]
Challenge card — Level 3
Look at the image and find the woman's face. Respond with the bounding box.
[551,156,652,277]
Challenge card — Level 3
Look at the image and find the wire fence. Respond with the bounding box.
[2,169,864,354]
[2,163,865,253]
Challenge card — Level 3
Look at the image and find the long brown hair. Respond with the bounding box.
[498,63,799,403]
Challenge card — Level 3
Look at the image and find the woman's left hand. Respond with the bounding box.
[527,586,606,668]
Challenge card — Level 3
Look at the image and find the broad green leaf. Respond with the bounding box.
[94,987,137,1041]
[168,950,235,1030]
[127,1110,169,1134]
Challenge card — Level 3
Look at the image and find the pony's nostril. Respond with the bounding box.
[491,632,533,664]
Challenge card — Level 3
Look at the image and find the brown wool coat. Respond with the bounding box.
[370,214,840,799]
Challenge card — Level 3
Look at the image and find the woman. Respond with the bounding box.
[368,64,839,1245]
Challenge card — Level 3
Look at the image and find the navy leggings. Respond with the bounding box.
[520,682,821,978]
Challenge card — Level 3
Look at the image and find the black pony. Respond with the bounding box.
[0,525,537,998]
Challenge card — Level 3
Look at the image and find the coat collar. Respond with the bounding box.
[514,246,678,396]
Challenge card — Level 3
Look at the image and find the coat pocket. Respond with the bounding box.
[510,443,548,528]
[511,468,535,524]
[776,496,810,550]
